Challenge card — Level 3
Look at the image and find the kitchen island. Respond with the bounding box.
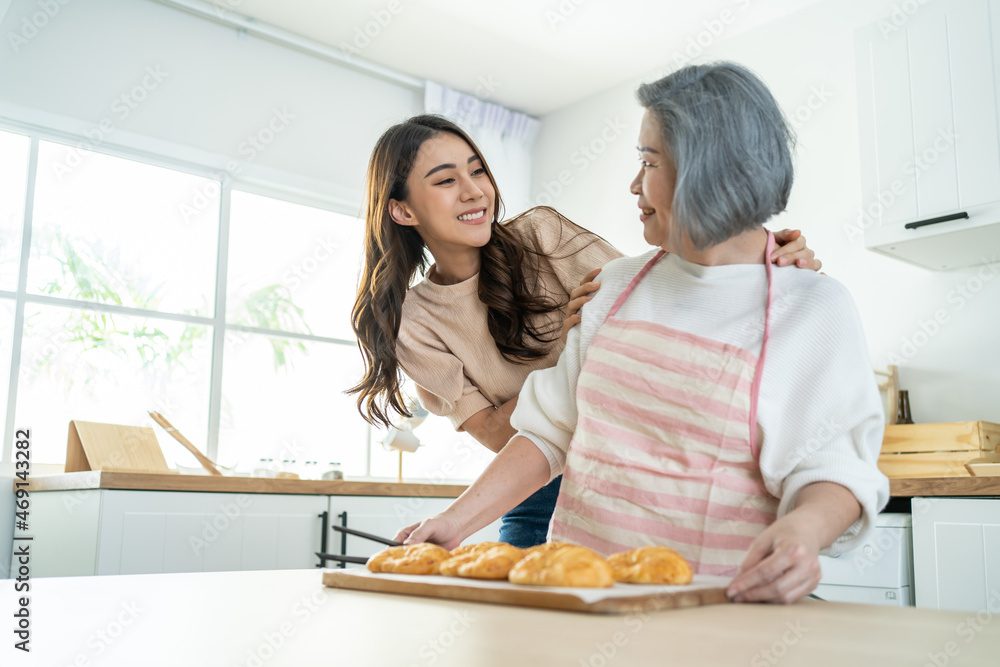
[1,568,996,666]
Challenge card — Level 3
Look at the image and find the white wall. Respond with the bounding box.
[531,0,1000,424]
[0,0,422,211]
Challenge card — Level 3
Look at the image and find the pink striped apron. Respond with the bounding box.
[550,231,779,576]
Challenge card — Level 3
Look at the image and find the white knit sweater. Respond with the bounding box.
[511,249,890,556]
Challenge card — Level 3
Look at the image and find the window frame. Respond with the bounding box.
[0,119,371,474]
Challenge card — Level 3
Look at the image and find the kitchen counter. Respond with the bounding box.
[20,470,1000,497]
[1,568,995,666]
[20,470,469,497]
[888,476,999,497]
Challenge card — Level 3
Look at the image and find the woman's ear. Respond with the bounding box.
[388,199,417,227]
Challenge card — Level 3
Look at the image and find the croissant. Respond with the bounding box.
[607,546,693,585]
[440,543,526,580]
[508,543,614,588]
[365,543,452,575]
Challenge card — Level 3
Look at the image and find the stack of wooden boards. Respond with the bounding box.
[878,421,1000,478]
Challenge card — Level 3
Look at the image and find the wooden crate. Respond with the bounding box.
[878,421,1000,478]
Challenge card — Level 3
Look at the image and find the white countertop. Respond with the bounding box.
[2,568,997,666]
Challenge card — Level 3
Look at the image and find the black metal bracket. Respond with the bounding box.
[336,511,348,569]
[316,510,329,568]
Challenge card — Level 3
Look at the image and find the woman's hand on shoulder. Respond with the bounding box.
[562,267,603,342]
[771,229,822,271]
[726,514,822,604]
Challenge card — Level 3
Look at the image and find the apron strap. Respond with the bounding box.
[748,230,775,460]
[606,250,666,321]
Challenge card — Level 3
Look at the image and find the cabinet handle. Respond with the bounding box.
[336,511,348,569]
[316,511,329,568]
[904,211,969,230]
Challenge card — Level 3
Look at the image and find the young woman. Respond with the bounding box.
[349,114,820,549]
[394,63,888,605]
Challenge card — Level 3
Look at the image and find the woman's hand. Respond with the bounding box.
[562,267,603,342]
[771,229,822,271]
[394,513,468,551]
[725,514,822,605]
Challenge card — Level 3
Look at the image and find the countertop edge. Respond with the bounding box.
[20,470,470,497]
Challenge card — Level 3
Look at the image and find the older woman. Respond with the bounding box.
[396,62,888,604]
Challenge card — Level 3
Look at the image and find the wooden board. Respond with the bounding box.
[878,450,983,478]
[880,421,999,453]
[323,568,729,614]
[65,421,174,474]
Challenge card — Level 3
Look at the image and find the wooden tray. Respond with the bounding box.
[323,568,730,614]
[878,421,1000,478]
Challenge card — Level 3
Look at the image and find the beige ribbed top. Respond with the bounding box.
[396,207,623,429]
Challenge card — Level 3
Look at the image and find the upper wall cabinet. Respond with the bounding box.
[855,0,1000,270]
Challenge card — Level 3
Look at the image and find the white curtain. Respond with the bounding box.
[424,81,540,217]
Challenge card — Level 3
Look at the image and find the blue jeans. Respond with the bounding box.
[499,476,562,548]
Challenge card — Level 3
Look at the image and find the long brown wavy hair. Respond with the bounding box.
[348,115,577,428]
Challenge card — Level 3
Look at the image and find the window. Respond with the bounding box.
[219,191,369,474]
[0,126,490,483]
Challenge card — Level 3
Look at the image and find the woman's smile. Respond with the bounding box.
[458,207,489,223]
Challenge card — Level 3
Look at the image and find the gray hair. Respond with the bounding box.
[636,62,795,250]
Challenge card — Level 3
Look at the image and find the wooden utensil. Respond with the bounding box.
[148,411,223,476]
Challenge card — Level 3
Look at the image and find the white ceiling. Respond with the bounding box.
[209,0,826,116]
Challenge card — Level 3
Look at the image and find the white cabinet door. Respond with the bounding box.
[855,0,1000,268]
[327,496,502,567]
[912,497,1000,612]
[863,17,918,228]
[950,0,1000,210]
[97,491,327,575]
